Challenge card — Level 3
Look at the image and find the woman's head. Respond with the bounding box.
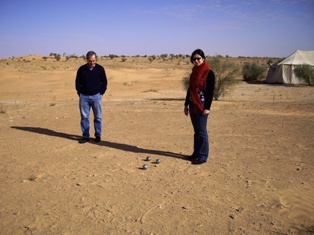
[190,49,206,66]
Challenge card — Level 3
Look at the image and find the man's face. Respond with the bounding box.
[87,55,96,68]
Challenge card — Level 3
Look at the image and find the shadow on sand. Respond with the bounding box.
[11,126,187,160]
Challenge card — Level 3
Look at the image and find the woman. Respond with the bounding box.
[184,49,215,165]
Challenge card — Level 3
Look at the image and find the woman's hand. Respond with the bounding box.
[202,109,210,115]
[184,106,189,116]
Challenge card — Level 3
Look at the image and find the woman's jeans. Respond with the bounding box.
[79,93,102,138]
[189,101,209,161]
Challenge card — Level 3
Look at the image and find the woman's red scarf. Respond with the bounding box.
[189,61,210,112]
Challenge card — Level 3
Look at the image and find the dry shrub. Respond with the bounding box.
[181,56,240,100]
[294,64,314,86]
[208,56,240,100]
[242,62,266,81]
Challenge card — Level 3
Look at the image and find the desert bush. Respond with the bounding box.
[182,73,190,91]
[181,57,240,100]
[55,54,61,61]
[143,89,159,93]
[109,54,116,59]
[209,57,240,100]
[242,62,266,81]
[294,64,314,86]
[0,104,6,114]
[121,57,127,62]
[267,59,273,65]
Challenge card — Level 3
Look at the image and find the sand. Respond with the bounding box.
[0,56,313,234]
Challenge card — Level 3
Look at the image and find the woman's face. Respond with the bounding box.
[192,54,204,66]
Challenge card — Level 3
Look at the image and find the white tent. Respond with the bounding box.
[266,50,314,84]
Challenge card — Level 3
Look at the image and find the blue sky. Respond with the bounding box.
[1,0,313,58]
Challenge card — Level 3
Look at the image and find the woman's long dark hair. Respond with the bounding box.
[190,49,206,64]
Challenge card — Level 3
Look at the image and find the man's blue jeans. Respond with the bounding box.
[79,93,102,138]
[189,101,209,161]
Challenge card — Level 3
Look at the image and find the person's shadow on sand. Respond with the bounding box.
[11,126,187,160]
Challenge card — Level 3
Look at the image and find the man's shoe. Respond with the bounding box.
[187,155,198,160]
[94,136,101,142]
[79,137,90,144]
[192,159,207,165]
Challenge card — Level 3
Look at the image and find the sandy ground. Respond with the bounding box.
[0,56,314,234]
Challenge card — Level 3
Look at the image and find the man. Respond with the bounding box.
[75,51,107,143]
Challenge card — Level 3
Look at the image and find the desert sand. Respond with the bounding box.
[0,55,313,235]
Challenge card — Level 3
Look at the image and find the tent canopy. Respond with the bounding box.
[266,50,314,84]
[279,50,314,66]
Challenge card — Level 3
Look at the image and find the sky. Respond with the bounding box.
[1,0,313,58]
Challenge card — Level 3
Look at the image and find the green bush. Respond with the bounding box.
[55,54,61,61]
[294,64,314,86]
[242,62,266,81]
[209,57,240,100]
[182,57,240,100]
[109,54,116,59]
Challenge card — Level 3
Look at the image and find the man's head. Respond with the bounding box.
[86,51,97,68]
